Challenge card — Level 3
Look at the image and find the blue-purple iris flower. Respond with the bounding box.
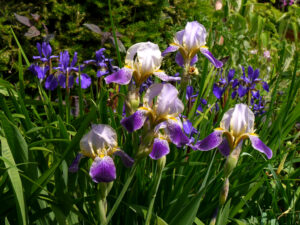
[53,51,91,89]
[185,85,207,113]
[213,69,239,99]
[121,83,189,160]
[194,104,272,159]
[84,48,118,78]
[237,66,269,98]
[69,124,134,183]
[162,21,223,69]
[32,42,58,62]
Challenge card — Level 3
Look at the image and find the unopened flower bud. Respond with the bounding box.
[219,178,229,206]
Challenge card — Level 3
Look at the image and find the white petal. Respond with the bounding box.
[183,21,207,52]
[229,104,254,137]
[144,83,164,107]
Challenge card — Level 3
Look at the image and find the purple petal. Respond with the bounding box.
[153,71,181,82]
[97,69,109,77]
[121,110,148,132]
[69,153,83,173]
[183,119,197,136]
[186,86,194,100]
[162,45,179,56]
[200,48,223,68]
[231,79,239,88]
[227,69,235,82]
[105,68,133,85]
[262,82,269,92]
[58,74,66,88]
[114,150,134,167]
[248,135,272,159]
[36,42,42,57]
[231,90,237,99]
[197,104,203,114]
[175,52,184,67]
[71,52,78,67]
[190,54,198,66]
[218,138,230,157]
[252,90,260,99]
[89,156,116,183]
[213,84,223,99]
[84,59,97,64]
[76,73,91,89]
[165,120,189,147]
[248,66,254,80]
[149,138,170,160]
[238,85,247,98]
[45,75,58,91]
[194,130,223,151]
[253,69,260,80]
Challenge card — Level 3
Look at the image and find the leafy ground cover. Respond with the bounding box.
[0,0,299,224]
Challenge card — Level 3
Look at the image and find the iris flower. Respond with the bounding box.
[121,83,189,159]
[69,124,134,183]
[194,104,272,159]
[105,42,180,87]
[162,21,223,68]
[33,42,57,62]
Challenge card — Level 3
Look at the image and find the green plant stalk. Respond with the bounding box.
[145,156,166,225]
[96,191,107,224]
[57,88,64,119]
[104,162,139,225]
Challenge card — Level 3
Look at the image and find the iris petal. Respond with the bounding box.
[114,150,134,167]
[89,156,116,183]
[149,138,170,160]
[121,110,148,132]
[200,48,223,68]
[194,130,223,151]
[248,135,272,159]
[105,68,133,85]
[165,120,189,147]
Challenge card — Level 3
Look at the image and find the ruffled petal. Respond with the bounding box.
[76,73,91,89]
[200,48,223,68]
[104,67,133,85]
[230,104,254,136]
[153,71,181,82]
[114,150,134,167]
[165,120,189,147]
[194,130,223,151]
[121,110,148,132]
[149,138,170,160]
[248,134,272,159]
[162,45,179,56]
[89,156,116,183]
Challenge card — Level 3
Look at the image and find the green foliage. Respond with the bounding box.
[0,0,299,225]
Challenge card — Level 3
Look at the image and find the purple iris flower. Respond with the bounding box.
[29,65,49,80]
[238,66,269,98]
[45,75,58,91]
[162,21,223,68]
[84,48,118,78]
[32,42,57,62]
[251,95,266,115]
[213,69,238,99]
[120,83,189,160]
[69,124,134,183]
[53,51,79,74]
[105,42,180,87]
[193,104,272,159]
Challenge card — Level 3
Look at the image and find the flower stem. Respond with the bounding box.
[104,162,139,225]
[145,156,166,225]
[96,192,107,225]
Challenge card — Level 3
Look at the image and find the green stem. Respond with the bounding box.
[104,162,138,225]
[78,68,84,117]
[145,156,165,225]
[96,189,107,224]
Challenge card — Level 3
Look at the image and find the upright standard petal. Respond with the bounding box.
[121,110,148,132]
[194,130,223,151]
[105,67,133,85]
[183,21,207,52]
[114,150,134,167]
[248,134,272,159]
[89,156,116,183]
[230,104,254,137]
[149,138,170,160]
[200,48,223,68]
[165,120,189,147]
